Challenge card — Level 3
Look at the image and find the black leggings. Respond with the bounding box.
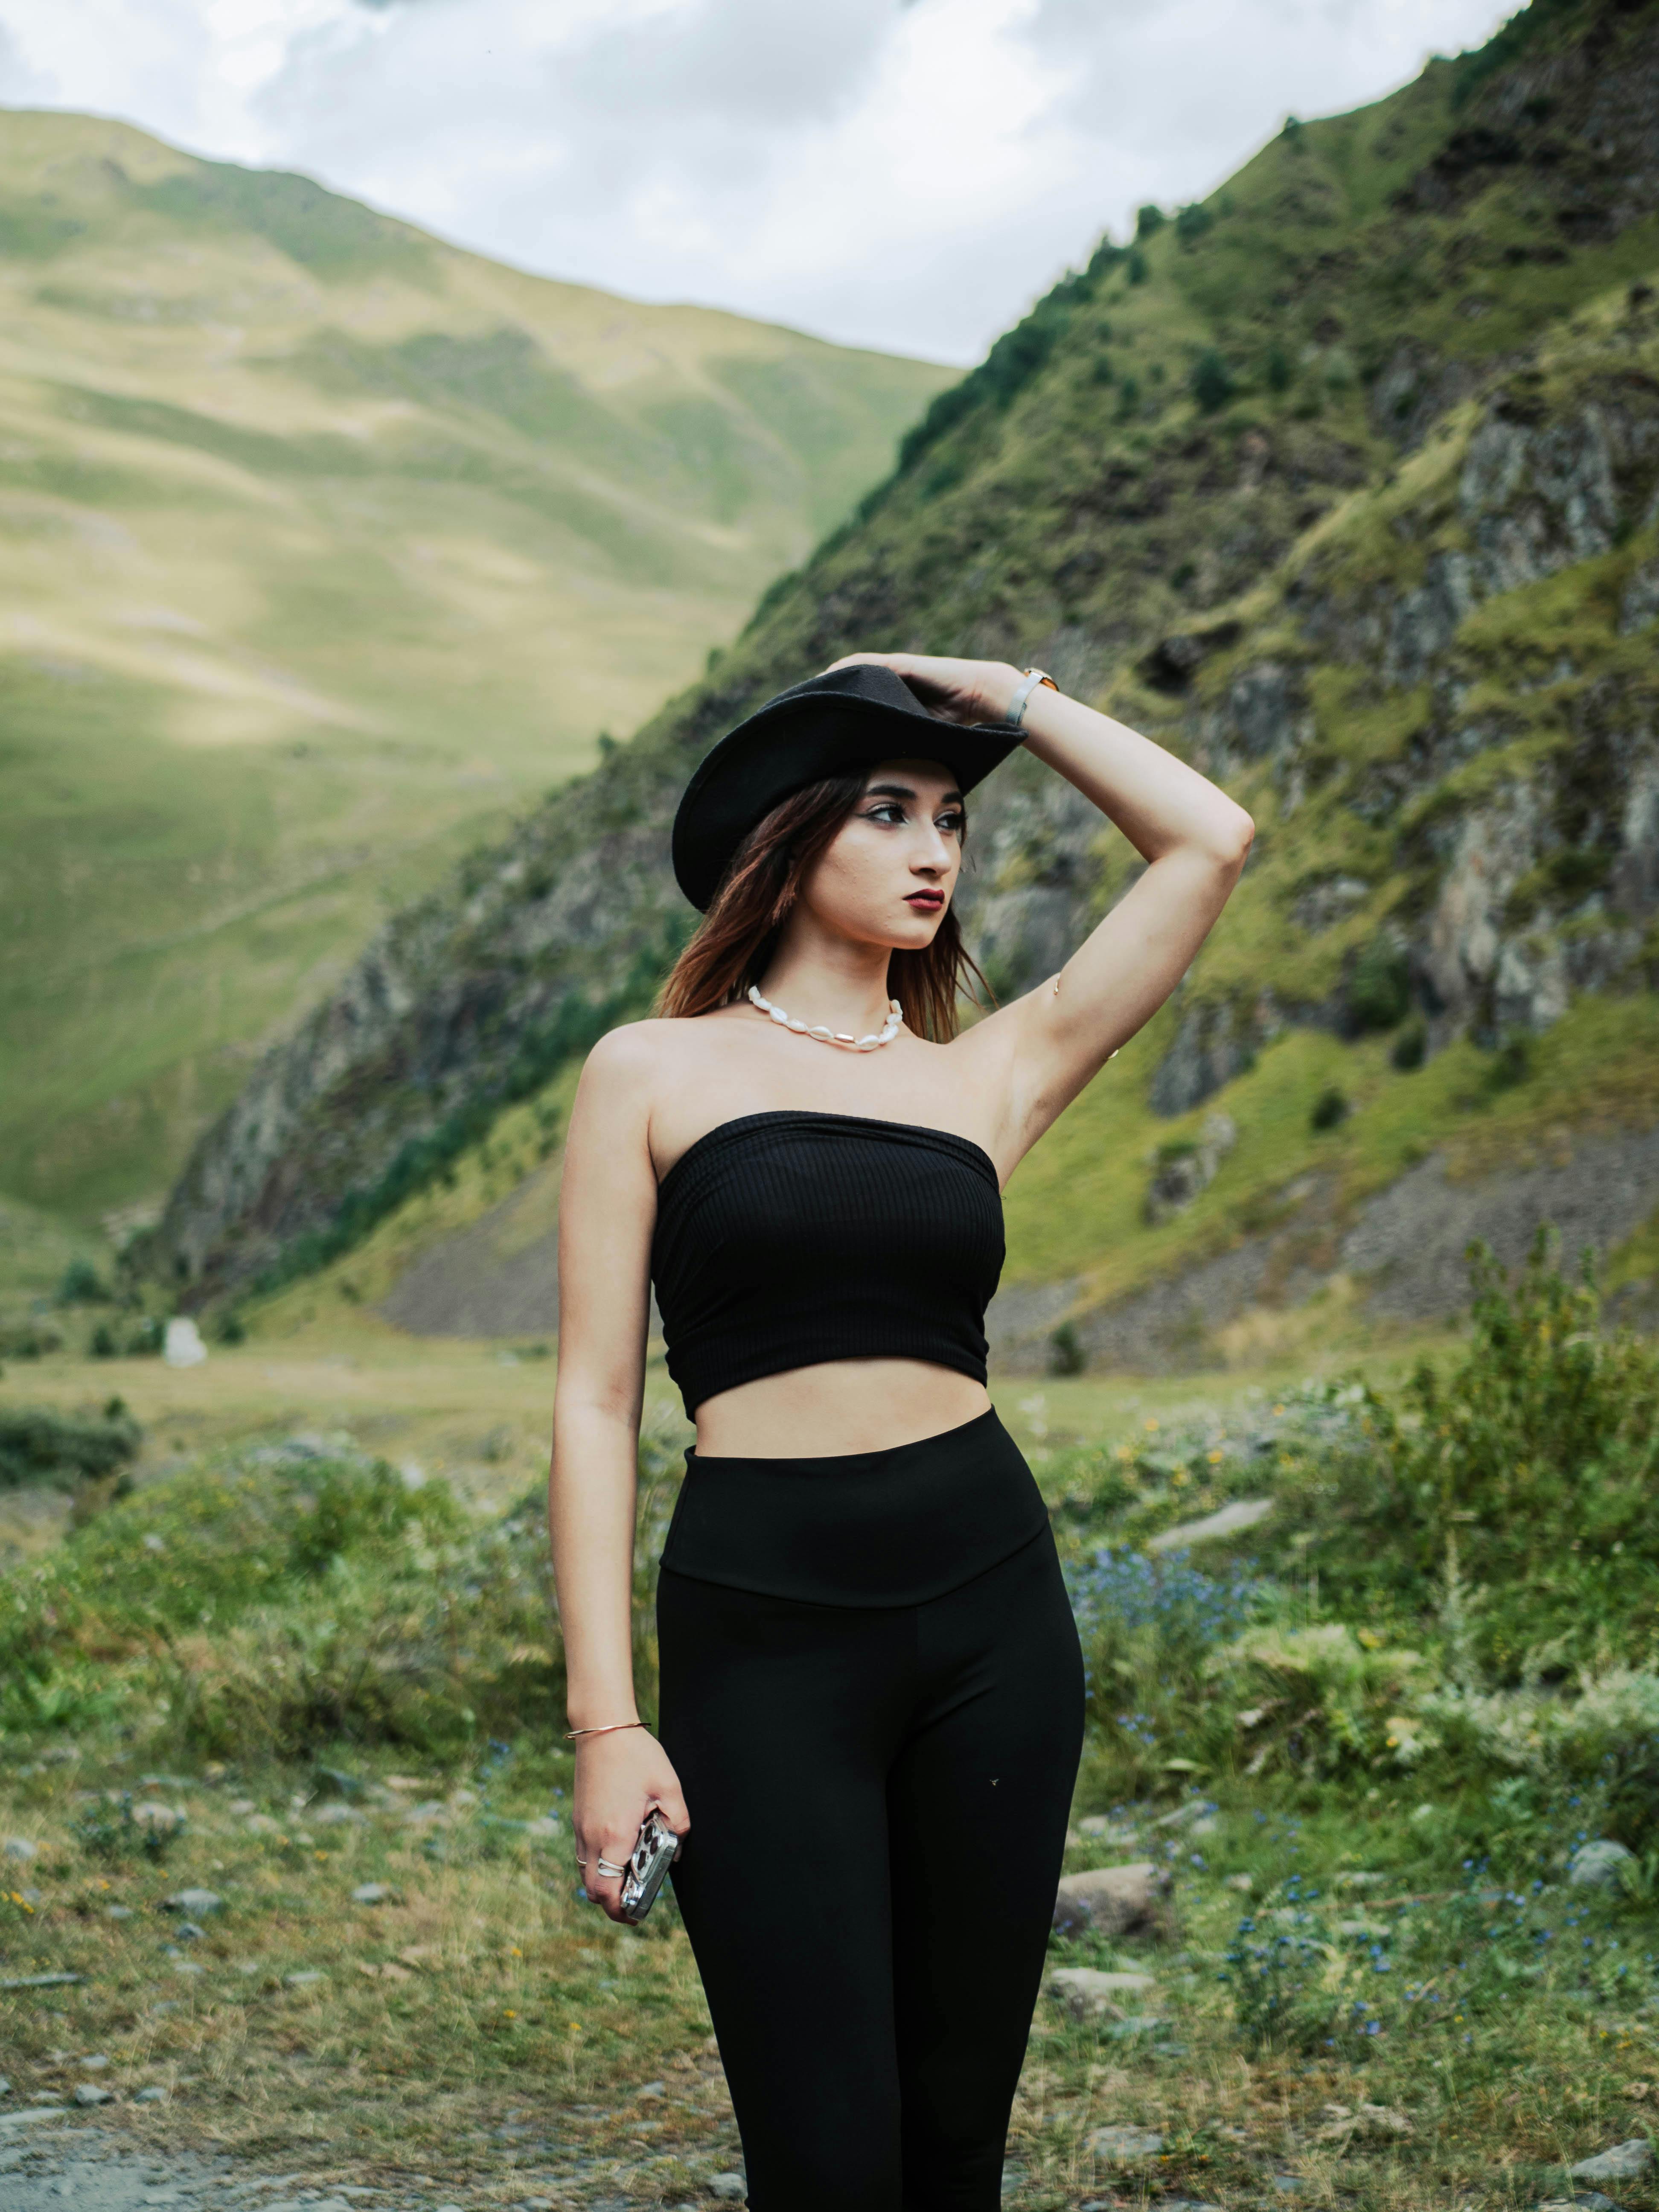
[657,1518,1085,2211]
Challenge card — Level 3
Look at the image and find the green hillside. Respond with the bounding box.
[154,0,1659,1358]
[0,109,952,1229]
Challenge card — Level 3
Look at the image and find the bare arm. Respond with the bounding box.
[830,652,1253,1171]
[549,1023,689,1918]
[988,676,1253,1162]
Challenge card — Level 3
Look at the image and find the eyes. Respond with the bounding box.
[863,800,966,838]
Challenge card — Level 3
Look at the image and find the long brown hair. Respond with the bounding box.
[657,771,994,1042]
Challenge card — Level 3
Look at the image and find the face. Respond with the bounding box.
[798,757,965,949]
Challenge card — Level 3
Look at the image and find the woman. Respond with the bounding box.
[549,652,1252,2211]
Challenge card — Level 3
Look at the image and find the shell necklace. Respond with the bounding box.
[748,983,903,1051]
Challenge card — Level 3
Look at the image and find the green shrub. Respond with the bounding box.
[0,1447,464,1729]
[1222,1870,1593,2056]
[0,1419,688,1761]
[1222,1882,1346,2052]
[0,1318,64,1359]
[1484,1030,1534,1091]
[1310,1086,1350,1130]
[1135,204,1166,239]
[1391,1019,1427,1071]
[1126,248,1148,286]
[1279,1232,1659,1674]
[1265,344,1293,393]
[1348,934,1412,1030]
[1176,203,1214,247]
[73,1793,183,1863]
[0,1401,140,1491]
[1191,349,1236,413]
[57,1259,111,1305]
[1066,1544,1260,1794]
[1208,1623,1429,1778]
[1420,1668,1659,1844]
[1048,1321,1085,1377]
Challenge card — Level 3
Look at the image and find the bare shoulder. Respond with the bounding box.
[574,1015,716,1117]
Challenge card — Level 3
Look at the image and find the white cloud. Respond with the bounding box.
[0,0,1521,362]
[0,19,52,100]
[565,0,898,128]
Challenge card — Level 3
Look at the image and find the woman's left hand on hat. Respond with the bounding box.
[823,650,1025,730]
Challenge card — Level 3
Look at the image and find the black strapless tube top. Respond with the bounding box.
[649,1110,1005,1422]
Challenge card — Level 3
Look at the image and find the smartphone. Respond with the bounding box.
[619,1809,681,1923]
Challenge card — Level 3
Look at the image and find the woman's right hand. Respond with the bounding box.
[822,650,1024,728]
[573,1728,690,1924]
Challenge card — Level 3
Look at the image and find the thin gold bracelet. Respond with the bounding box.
[564,1719,645,1740]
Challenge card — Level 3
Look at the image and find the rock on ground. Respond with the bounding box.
[1147,1498,1272,1552]
[1047,1968,1158,2019]
[1054,1862,1173,1940]
[1572,2141,1654,2182]
[1087,2125,1165,2164]
[1568,1840,1636,1889]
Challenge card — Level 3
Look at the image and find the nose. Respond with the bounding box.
[912,821,954,873]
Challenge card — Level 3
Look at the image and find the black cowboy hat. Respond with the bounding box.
[671,662,1023,912]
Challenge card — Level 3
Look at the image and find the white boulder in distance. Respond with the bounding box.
[163,1318,208,1368]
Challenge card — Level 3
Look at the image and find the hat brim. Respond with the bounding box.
[672,690,1022,912]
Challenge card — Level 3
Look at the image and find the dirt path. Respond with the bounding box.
[2,2118,444,2212]
[0,2109,744,2212]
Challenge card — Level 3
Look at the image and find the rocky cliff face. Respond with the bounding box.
[151,0,1659,1318]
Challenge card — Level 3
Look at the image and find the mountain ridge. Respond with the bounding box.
[150,0,1659,1356]
[0,105,952,1229]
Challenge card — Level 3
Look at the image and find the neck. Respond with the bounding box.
[754,926,893,1039]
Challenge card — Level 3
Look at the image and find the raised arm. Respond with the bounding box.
[831,651,1254,1172]
[549,1023,689,1920]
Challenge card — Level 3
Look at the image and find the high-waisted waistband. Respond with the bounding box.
[658,1406,1050,1607]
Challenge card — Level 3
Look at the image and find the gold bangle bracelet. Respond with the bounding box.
[564,1719,645,1740]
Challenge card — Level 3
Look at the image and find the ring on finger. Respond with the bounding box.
[594,1857,627,1878]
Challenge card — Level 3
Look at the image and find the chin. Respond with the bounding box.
[886,915,943,952]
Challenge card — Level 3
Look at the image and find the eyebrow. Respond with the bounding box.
[863,780,966,806]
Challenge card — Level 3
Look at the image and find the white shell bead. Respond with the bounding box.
[750,983,902,1050]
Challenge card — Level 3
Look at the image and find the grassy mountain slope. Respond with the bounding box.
[0,109,952,1228]
[154,0,1659,1352]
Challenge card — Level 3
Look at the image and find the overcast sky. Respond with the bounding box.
[3,0,1518,364]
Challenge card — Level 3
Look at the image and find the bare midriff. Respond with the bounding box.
[691,1359,993,1459]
